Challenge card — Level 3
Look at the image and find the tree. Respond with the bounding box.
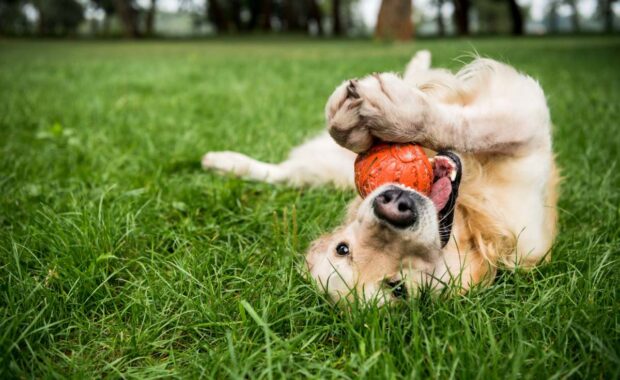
[332,0,343,35]
[259,0,273,31]
[230,0,243,31]
[307,0,323,35]
[202,0,354,36]
[434,0,445,36]
[0,0,29,35]
[114,0,141,37]
[283,0,306,32]
[545,0,559,33]
[145,0,157,36]
[375,0,413,40]
[507,0,523,35]
[248,0,272,31]
[32,0,84,36]
[91,0,116,34]
[598,0,616,33]
[452,0,470,35]
[207,0,228,32]
[565,0,579,31]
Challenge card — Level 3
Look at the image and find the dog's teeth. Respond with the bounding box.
[433,156,458,181]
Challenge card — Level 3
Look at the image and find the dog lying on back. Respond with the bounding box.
[202,51,559,305]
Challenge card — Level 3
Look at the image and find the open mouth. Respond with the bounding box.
[371,151,462,245]
[429,151,462,247]
[429,153,459,210]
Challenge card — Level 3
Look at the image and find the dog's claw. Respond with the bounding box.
[346,98,363,110]
[347,80,360,99]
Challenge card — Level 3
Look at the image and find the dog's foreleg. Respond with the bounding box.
[326,59,551,155]
[418,90,551,155]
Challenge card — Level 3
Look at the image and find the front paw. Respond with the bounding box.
[325,80,374,153]
[325,73,427,153]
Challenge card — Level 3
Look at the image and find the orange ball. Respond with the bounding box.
[354,143,433,198]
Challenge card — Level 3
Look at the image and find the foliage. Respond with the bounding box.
[205,0,358,35]
[475,0,513,34]
[0,37,619,378]
[0,0,29,35]
[0,0,84,36]
[92,0,115,15]
[33,0,84,36]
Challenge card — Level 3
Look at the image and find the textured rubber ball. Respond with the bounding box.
[354,142,433,198]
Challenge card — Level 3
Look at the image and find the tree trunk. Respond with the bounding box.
[375,0,414,41]
[248,0,272,31]
[146,0,157,36]
[248,0,271,31]
[284,0,303,31]
[37,12,46,36]
[208,0,228,33]
[231,0,243,31]
[566,0,580,32]
[103,13,111,35]
[115,0,140,38]
[452,0,470,35]
[547,0,558,34]
[507,0,523,35]
[602,0,614,32]
[90,16,99,36]
[307,0,323,35]
[248,0,259,30]
[332,0,342,35]
[260,0,272,31]
[32,0,48,36]
[436,0,445,36]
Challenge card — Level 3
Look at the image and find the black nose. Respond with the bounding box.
[373,188,418,228]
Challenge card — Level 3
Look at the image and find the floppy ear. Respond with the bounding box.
[432,151,462,247]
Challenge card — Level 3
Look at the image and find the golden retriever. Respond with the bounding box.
[202,51,559,305]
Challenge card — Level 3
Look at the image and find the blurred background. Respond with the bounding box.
[0,0,617,39]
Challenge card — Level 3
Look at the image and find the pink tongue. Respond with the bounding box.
[430,177,452,211]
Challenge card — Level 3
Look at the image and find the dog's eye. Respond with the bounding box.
[335,242,350,256]
[386,280,408,299]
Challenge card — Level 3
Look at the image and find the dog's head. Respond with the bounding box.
[305,152,462,305]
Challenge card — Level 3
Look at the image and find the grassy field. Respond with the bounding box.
[1,37,619,378]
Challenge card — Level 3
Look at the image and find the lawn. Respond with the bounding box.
[1,36,619,378]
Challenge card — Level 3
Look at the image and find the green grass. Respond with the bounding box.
[1,36,619,379]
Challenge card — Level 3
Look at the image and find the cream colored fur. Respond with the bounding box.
[202,51,559,305]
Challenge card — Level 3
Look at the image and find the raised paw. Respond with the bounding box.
[325,73,427,153]
[325,79,371,153]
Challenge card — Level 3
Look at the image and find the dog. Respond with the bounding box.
[202,51,559,305]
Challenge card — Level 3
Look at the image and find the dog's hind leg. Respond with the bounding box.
[202,132,356,188]
[403,50,432,82]
[202,151,288,184]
